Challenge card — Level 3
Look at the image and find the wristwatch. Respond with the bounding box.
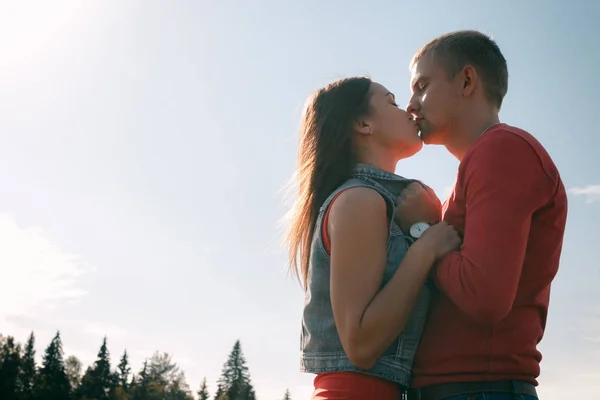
[409,222,430,239]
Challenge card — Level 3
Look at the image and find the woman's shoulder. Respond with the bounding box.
[329,186,387,221]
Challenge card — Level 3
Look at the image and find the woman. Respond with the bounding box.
[285,77,461,399]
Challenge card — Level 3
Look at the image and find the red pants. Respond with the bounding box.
[312,372,403,399]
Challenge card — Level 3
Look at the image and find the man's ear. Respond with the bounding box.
[460,65,478,98]
[354,117,372,136]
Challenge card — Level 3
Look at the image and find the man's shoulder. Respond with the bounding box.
[463,123,561,187]
[467,123,556,165]
[474,123,541,150]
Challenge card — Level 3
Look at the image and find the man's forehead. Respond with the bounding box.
[410,63,424,86]
[410,55,434,83]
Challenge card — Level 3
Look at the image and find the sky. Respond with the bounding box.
[0,0,599,398]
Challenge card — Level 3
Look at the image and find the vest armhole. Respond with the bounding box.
[322,188,392,255]
[321,189,349,255]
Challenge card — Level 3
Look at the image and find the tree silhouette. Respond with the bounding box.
[198,377,210,400]
[117,350,131,391]
[16,332,36,400]
[36,331,70,400]
[0,336,21,400]
[78,336,114,400]
[64,355,82,392]
[128,354,193,400]
[147,352,193,400]
[130,360,149,400]
[0,333,263,400]
[214,340,256,400]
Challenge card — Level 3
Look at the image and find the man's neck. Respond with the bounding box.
[446,113,500,161]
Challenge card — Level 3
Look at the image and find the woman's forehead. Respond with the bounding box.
[370,82,386,94]
[370,82,393,98]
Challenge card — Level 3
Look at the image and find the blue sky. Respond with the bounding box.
[1,1,598,398]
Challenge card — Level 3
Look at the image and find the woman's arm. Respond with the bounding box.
[328,187,446,370]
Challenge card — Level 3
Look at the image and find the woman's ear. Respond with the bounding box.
[353,117,373,136]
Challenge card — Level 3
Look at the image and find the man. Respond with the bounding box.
[402,30,568,400]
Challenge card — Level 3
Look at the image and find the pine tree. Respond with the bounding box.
[96,337,114,392]
[117,350,131,391]
[0,330,271,400]
[214,340,256,400]
[282,388,291,400]
[16,332,36,400]
[36,331,71,400]
[243,383,256,400]
[197,377,210,400]
[130,360,149,400]
[0,336,22,400]
[78,336,114,400]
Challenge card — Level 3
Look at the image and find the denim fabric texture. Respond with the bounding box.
[300,163,433,387]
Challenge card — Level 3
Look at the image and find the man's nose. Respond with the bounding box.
[406,97,419,116]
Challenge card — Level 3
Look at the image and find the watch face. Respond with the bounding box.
[410,222,430,238]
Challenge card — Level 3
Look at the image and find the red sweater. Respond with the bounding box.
[411,124,568,388]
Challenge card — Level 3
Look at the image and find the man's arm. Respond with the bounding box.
[435,131,556,326]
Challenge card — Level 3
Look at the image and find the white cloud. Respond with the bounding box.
[568,184,600,204]
[0,214,90,321]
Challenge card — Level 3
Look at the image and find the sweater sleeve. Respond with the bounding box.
[434,130,556,326]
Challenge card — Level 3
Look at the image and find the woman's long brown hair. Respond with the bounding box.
[285,77,373,290]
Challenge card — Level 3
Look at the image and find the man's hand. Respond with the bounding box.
[395,182,442,234]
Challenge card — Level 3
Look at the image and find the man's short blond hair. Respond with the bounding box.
[411,30,508,109]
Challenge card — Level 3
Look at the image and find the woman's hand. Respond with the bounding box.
[394,182,442,234]
[413,221,462,260]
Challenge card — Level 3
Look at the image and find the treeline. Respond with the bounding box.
[0,331,293,400]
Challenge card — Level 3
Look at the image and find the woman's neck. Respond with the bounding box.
[357,150,398,174]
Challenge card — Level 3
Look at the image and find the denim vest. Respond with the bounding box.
[299,163,432,388]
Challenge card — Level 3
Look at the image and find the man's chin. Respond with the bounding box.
[419,130,431,144]
[420,130,441,145]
